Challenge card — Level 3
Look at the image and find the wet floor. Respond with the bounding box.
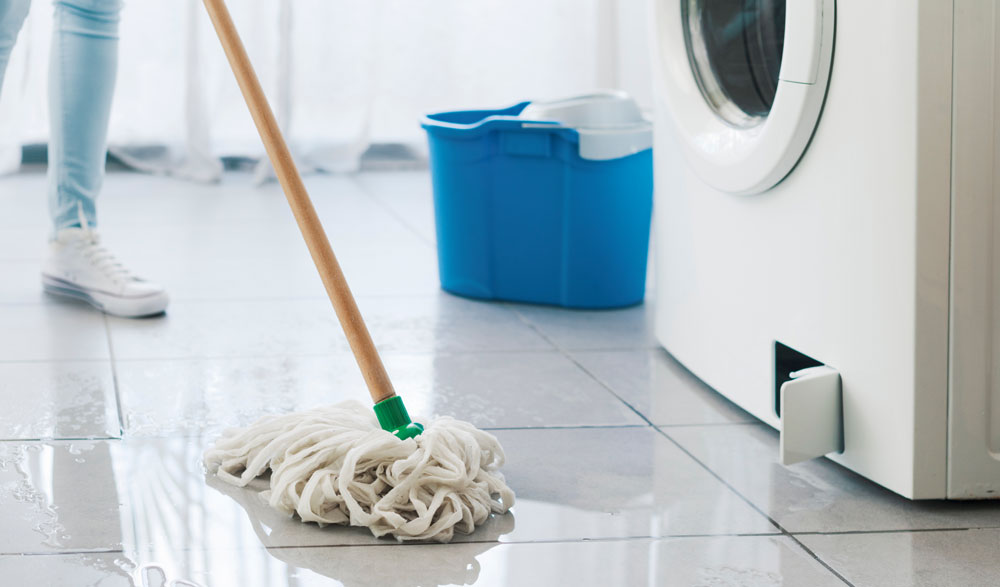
[2,169,1000,586]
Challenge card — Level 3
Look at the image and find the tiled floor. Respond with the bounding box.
[2,168,999,586]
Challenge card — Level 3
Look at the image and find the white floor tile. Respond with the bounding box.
[0,362,119,440]
[0,171,49,231]
[98,172,387,230]
[120,234,439,301]
[355,170,437,245]
[0,227,47,261]
[107,294,553,360]
[0,260,48,304]
[265,536,846,587]
[571,349,754,426]
[114,351,643,437]
[0,442,123,554]
[0,553,132,587]
[175,536,844,587]
[0,535,847,587]
[101,429,773,556]
[492,427,776,540]
[0,303,110,361]
[94,172,438,301]
[512,302,658,351]
[667,423,1000,533]
[799,529,1000,587]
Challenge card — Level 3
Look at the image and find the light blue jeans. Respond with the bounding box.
[0,0,122,231]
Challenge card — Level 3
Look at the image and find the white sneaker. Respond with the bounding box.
[41,227,169,318]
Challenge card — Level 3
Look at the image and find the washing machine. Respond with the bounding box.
[652,0,1000,499]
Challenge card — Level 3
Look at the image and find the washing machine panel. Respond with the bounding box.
[650,0,987,499]
[947,1,1000,499]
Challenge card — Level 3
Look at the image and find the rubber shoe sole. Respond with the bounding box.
[42,274,169,318]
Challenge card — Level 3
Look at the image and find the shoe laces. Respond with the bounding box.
[72,203,137,283]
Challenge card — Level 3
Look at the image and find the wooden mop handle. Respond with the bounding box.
[202,0,396,404]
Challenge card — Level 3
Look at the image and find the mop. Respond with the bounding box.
[199,0,514,542]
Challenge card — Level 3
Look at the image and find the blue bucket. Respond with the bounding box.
[421,93,653,309]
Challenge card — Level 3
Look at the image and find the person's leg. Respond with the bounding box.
[47,0,122,231]
[0,0,31,96]
[42,0,168,317]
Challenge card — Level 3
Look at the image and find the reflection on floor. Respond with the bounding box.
[1,169,999,586]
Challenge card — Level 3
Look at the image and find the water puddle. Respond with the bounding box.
[0,443,68,548]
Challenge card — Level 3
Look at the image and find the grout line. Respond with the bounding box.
[0,347,662,365]
[0,357,112,364]
[784,534,858,587]
[0,348,569,365]
[792,527,978,537]
[506,306,700,431]
[103,313,126,437]
[159,292,448,303]
[0,531,817,557]
[1,548,124,557]
[5,290,555,308]
[15,422,772,444]
[0,422,775,444]
[352,174,436,248]
[0,292,445,307]
[505,306,564,353]
[510,305,657,427]
[72,423,660,443]
[653,427,857,587]
[548,345,663,353]
[562,351,655,427]
[0,436,121,443]
[482,424,648,431]
[69,347,567,363]
[655,421,761,429]
[263,532,790,552]
[653,429,780,524]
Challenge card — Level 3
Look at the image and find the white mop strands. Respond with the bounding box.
[204,400,515,542]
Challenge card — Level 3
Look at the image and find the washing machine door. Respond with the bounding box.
[655,0,835,195]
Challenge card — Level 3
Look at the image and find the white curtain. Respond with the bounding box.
[0,0,652,181]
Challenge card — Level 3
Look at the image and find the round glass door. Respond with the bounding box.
[654,0,833,194]
[682,0,786,128]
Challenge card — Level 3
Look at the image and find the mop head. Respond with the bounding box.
[203,400,514,543]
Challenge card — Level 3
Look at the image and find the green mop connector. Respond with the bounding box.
[374,395,424,440]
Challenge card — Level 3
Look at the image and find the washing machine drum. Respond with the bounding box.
[658,0,835,195]
[684,1,785,125]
